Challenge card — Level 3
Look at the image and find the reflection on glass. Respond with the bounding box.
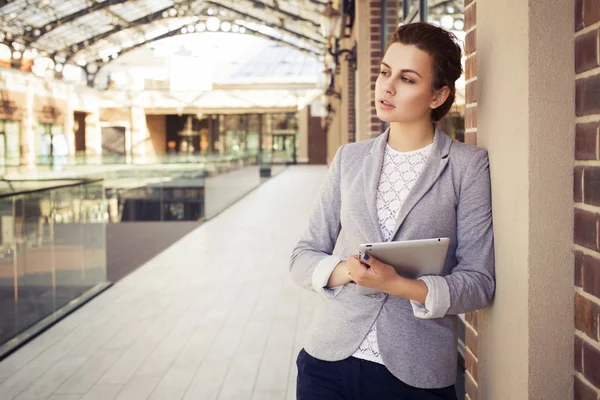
[0,181,108,348]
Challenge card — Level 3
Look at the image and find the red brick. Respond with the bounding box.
[583,167,600,206]
[370,51,382,58]
[576,250,585,287]
[576,75,600,117]
[583,340,600,387]
[465,56,479,81]
[583,254,600,299]
[465,348,479,381]
[575,167,584,202]
[574,374,597,400]
[576,0,585,31]
[574,208,598,251]
[465,325,478,358]
[575,29,599,74]
[370,26,380,33]
[576,123,598,160]
[465,371,478,400]
[465,107,478,130]
[370,8,381,16]
[465,29,476,54]
[583,0,600,27]
[466,80,478,103]
[576,336,584,373]
[465,310,479,331]
[465,131,477,145]
[465,3,477,30]
[371,116,380,123]
[575,293,599,340]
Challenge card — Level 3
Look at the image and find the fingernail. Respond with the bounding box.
[363,253,369,260]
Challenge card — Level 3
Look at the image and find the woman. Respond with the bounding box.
[290,22,495,400]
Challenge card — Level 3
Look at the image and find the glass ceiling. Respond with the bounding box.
[0,0,327,69]
[0,0,464,89]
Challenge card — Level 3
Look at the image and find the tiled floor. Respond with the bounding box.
[0,165,328,400]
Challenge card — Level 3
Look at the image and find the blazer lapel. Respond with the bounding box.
[362,128,389,243]
[390,126,453,240]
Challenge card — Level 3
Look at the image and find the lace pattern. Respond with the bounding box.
[352,142,432,364]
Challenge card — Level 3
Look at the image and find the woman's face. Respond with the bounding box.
[375,42,443,124]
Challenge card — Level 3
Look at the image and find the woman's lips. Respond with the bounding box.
[379,99,395,110]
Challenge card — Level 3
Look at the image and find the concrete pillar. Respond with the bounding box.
[85,112,101,156]
[298,106,309,163]
[476,0,574,398]
[355,0,371,143]
[22,77,35,168]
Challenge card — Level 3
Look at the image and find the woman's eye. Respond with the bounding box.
[401,76,414,84]
[380,71,389,76]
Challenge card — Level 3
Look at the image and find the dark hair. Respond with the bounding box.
[387,22,463,122]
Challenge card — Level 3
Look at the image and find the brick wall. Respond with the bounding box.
[348,66,356,143]
[368,0,400,138]
[463,0,480,399]
[574,0,600,398]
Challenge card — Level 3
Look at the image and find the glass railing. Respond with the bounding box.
[100,153,282,222]
[0,179,108,354]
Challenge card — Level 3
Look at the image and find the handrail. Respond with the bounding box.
[0,178,104,199]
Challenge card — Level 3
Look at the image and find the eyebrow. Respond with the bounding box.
[381,62,422,78]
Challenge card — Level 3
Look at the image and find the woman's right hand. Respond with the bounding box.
[326,254,362,288]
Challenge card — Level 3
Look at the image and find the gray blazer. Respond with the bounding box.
[290,126,495,389]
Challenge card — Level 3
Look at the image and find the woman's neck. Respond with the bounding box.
[387,120,435,152]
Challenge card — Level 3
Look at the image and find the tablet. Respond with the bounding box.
[355,238,450,295]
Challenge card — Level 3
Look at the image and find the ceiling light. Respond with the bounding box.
[12,51,21,59]
[206,17,220,32]
[239,27,246,34]
[453,19,464,30]
[440,15,454,30]
[196,22,206,32]
[221,21,231,32]
[232,24,239,33]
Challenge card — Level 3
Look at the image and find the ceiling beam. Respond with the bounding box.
[235,0,320,28]
[206,1,324,45]
[89,20,321,83]
[57,1,323,62]
[28,0,130,44]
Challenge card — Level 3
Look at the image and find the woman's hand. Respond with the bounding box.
[349,253,402,293]
[326,258,354,288]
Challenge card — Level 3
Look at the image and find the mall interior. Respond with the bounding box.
[0,0,594,399]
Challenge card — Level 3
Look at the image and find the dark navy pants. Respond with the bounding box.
[296,349,457,400]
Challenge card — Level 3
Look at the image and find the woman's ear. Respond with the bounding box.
[430,86,450,109]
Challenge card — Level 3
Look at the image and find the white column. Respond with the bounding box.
[477,0,574,398]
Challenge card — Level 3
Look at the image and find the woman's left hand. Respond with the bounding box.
[348,253,401,293]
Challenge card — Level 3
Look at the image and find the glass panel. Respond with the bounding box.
[14,190,55,339]
[4,120,20,167]
[36,123,53,165]
[0,180,108,348]
[0,197,15,346]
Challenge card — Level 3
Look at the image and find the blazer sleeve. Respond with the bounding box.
[444,148,496,315]
[289,145,344,291]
